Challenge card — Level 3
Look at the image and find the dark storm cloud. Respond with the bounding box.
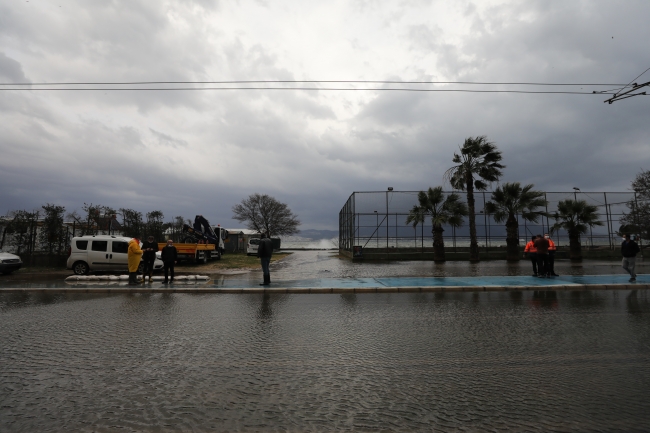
[1,0,649,231]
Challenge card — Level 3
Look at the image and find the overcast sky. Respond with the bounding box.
[1,0,649,231]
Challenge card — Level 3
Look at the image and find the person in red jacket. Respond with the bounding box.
[524,235,539,277]
[544,233,559,277]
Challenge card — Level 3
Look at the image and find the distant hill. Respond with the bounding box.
[297,229,338,240]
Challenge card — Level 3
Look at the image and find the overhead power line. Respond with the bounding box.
[0,87,626,94]
[0,80,629,86]
[2,79,647,97]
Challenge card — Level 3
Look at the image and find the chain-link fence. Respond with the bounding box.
[339,190,642,256]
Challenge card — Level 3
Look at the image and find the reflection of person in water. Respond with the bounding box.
[257,293,273,321]
[625,289,644,317]
[530,291,558,309]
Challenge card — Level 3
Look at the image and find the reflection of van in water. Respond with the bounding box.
[246,238,261,256]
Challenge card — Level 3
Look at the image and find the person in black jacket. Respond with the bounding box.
[161,239,178,284]
[621,234,640,282]
[141,236,159,283]
[257,233,273,286]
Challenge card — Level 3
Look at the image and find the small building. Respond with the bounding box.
[223,229,260,253]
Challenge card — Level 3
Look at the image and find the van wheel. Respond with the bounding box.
[73,261,89,275]
[138,262,144,273]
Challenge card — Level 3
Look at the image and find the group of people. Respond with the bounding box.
[525,232,642,281]
[126,236,179,285]
[127,232,274,287]
[524,233,559,278]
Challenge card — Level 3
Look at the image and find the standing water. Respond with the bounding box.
[1,288,649,431]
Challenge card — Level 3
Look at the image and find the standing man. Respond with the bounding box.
[127,236,143,285]
[257,233,273,286]
[524,235,538,277]
[141,235,159,283]
[534,234,550,278]
[161,239,178,284]
[544,233,559,277]
[622,234,640,282]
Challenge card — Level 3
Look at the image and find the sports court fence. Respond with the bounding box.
[339,190,643,258]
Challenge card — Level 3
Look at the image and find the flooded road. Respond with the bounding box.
[270,251,645,279]
[1,288,649,431]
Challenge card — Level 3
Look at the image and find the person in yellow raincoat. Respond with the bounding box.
[127,237,143,285]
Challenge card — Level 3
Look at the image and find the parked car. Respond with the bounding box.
[0,251,23,275]
[67,235,163,275]
[246,238,261,256]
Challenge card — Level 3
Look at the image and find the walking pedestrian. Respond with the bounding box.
[524,236,538,277]
[161,239,178,284]
[534,234,550,277]
[545,233,559,276]
[127,237,143,285]
[141,235,159,283]
[257,233,273,286]
[621,234,640,282]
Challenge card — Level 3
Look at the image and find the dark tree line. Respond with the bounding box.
[1,202,190,255]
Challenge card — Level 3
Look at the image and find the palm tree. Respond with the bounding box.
[444,136,505,262]
[406,186,468,263]
[484,182,548,262]
[551,199,603,261]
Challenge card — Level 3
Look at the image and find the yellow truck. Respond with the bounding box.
[158,242,216,264]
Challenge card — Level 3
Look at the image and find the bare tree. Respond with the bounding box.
[232,193,300,237]
[3,210,39,254]
[39,204,67,255]
[68,203,110,236]
[119,208,144,238]
[144,210,165,240]
[621,169,650,241]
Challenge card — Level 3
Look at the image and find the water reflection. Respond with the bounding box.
[1,290,649,431]
[257,293,274,321]
[626,290,650,317]
[530,291,559,309]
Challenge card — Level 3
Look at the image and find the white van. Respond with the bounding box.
[67,235,164,275]
[246,237,261,256]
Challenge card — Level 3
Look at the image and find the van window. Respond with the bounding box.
[91,241,108,252]
[76,240,88,250]
[112,241,128,254]
[249,238,260,245]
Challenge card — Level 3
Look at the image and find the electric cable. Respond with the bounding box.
[0,86,632,95]
[0,79,630,86]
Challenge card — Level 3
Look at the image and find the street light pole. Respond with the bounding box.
[387,188,393,250]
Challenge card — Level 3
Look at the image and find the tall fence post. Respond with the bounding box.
[604,192,612,250]
[634,191,643,257]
